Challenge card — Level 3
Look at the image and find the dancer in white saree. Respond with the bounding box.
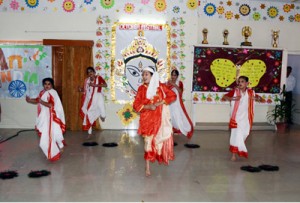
[167,69,194,139]
[222,76,262,161]
[79,67,107,138]
[26,78,66,161]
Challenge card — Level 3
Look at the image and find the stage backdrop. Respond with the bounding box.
[0,45,52,99]
[111,23,171,103]
[192,46,284,105]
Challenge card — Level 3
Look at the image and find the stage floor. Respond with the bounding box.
[1,126,300,201]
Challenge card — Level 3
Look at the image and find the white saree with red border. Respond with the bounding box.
[36,89,66,161]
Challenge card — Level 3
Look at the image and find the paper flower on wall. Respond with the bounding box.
[84,0,93,5]
[100,0,115,9]
[295,14,300,22]
[117,103,138,126]
[25,0,39,8]
[253,12,261,21]
[283,4,291,13]
[124,3,135,14]
[141,0,150,5]
[0,0,3,5]
[186,0,198,10]
[154,0,167,12]
[172,6,180,13]
[217,6,224,14]
[62,0,75,12]
[239,4,250,16]
[204,3,216,16]
[267,6,279,18]
[10,0,19,10]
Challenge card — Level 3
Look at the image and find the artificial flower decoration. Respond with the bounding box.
[239,4,250,16]
[10,0,19,10]
[217,6,224,14]
[117,103,138,126]
[124,3,135,14]
[279,16,284,21]
[172,6,180,13]
[204,3,216,16]
[154,0,167,12]
[295,14,300,22]
[225,11,233,19]
[283,4,291,13]
[288,15,294,22]
[291,4,295,9]
[25,0,39,8]
[141,0,150,5]
[62,0,75,12]
[84,0,93,5]
[267,6,279,18]
[100,0,115,9]
[186,0,198,10]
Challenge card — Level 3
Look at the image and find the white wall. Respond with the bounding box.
[1,11,300,129]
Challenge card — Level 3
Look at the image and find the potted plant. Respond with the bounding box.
[267,85,290,132]
[267,85,299,132]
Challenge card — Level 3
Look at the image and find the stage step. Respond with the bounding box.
[195,122,275,131]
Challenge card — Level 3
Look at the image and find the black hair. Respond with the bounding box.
[287,66,292,71]
[238,76,249,82]
[86,67,96,74]
[171,69,179,76]
[42,78,54,87]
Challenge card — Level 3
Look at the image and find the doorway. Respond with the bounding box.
[44,39,94,130]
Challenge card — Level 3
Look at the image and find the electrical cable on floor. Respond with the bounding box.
[0,129,35,144]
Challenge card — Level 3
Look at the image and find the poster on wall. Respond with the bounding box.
[0,45,52,99]
[111,23,171,103]
[192,46,283,105]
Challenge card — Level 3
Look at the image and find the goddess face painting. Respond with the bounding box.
[125,57,155,92]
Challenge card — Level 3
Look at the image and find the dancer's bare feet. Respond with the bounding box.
[145,160,151,177]
[86,134,92,140]
[231,154,237,161]
[145,169,151,177]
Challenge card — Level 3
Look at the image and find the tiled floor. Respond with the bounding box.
[0,126,300,202]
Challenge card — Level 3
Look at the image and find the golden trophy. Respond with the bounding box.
[241,26,252,46]
[223,29,229,45]
[202,28,208,44]
[272,30,280,48]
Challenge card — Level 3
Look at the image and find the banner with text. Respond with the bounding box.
[0,45,52,99]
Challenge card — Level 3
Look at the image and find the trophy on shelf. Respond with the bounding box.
[202,28,208,44]
[223,29,229,45]
[272,30,280,48]
[241,26,252,46]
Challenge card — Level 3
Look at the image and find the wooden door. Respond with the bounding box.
[44,39,94,130]
[52,46,64,99]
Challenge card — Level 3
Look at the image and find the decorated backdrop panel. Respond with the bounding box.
[0,45,52,98]
[192,46,283,105]
[111,23,170,103]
